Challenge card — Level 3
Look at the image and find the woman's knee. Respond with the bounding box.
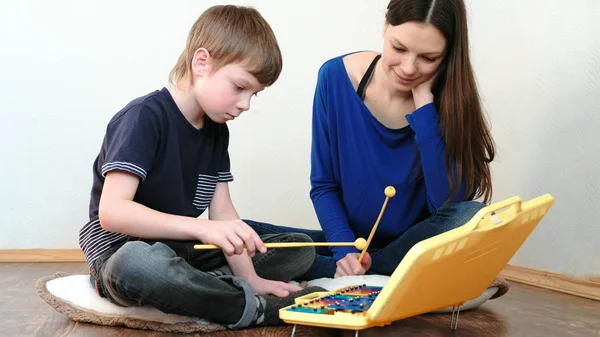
[459,200,487,219]
[442,200,485,216]
[463,200,486,210]
[443,200,487,229]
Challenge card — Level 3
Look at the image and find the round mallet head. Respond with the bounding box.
[354,238,368,250]
[385,186,396,198]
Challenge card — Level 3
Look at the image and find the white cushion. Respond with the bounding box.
[46,274,210,324]
[45,274,497,325]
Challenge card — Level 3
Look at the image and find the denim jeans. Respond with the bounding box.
[90,233,315,328]
[244,200,485,279]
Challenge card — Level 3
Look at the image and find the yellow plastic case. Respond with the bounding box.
[279,194,555,330]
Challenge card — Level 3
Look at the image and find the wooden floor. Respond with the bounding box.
[1,263,599,337]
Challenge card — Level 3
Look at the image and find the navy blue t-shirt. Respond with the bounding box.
[79,88,233,269]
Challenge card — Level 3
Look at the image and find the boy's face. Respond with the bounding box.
[194,61,265,123]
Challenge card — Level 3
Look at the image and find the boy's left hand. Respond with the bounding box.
[246,276,303,297]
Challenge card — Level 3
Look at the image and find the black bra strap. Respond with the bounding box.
[356,54,381,101]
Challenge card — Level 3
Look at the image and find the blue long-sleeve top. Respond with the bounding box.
[309,55,465,261]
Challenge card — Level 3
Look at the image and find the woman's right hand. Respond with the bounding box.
[334,252,372,278]
[195,220,266,257]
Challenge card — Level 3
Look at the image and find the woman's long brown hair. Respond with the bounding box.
[387,0,495,203]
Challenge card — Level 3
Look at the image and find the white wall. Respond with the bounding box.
[1,0,598,277]
[467,1,600,277]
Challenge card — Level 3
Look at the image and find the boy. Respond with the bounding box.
[78,5,324,329]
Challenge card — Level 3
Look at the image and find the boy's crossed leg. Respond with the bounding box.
[92,234,325,328]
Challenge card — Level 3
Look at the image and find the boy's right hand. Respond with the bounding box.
[196,220,266,257]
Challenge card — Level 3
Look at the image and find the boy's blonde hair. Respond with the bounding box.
[169,5,282,88]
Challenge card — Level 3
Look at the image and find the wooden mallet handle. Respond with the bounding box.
[358,186,396,263]
[193,238,368,250]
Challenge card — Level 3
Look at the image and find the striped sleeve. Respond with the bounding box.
[218,171,233,182]
[102,161,148,180]
[79,219,128,270]
[101,105,160,180]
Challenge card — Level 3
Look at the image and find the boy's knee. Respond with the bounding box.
[281,233,315,263]
[104,243,143,281]
[261,232,313,245]
[289,232,313,243]
[287,233,315,276]
[103,241,173,284]
[260,233,315,279]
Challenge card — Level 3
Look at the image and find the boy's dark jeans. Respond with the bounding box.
[90,233,315,329]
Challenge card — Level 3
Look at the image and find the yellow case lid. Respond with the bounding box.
[280,194,555,330]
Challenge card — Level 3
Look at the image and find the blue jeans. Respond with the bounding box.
[244,200,485,279]
[90,233,315,328]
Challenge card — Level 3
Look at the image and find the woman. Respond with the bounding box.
[246,0,495,279]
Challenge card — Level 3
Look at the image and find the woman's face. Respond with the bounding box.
[380,21,447,92]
